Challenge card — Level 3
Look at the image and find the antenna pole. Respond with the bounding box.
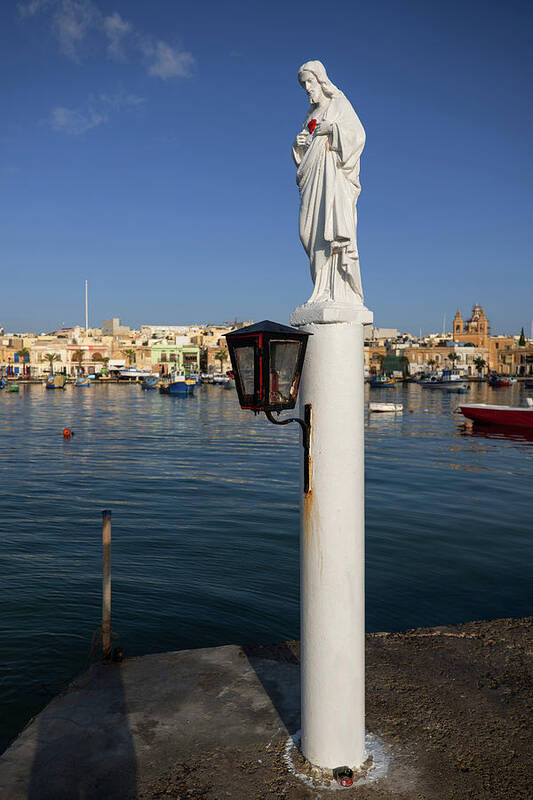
[85,280,88,332]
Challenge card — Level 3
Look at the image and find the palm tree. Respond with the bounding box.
[16,348,30,378]
[215,348,228,373]
[427,358,436,375]
[447,352,460,368]
[122,349,136,366]
[474,356,487,377]
[45,352,59,375]
[101,356,110,375]
[71,349,84,375]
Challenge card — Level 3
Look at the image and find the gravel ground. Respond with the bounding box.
[140,617,532,800]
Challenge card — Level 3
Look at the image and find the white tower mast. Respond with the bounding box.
[85,280,89,332]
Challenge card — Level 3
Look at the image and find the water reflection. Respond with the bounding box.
[460,421,533,445]
[0,381,532,752]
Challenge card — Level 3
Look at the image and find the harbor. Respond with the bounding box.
[2,3,533,793]
[0,381,531,759]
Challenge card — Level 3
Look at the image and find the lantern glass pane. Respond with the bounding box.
[268,340,301,404]
[234,345,255,396]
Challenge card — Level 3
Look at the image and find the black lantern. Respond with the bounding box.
[226,320,312,492]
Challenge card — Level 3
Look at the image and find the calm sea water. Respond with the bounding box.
[0,381,532,750]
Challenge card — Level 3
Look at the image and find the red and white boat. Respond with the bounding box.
[459,399,533,428]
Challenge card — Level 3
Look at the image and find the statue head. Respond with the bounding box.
[298,60,339,105]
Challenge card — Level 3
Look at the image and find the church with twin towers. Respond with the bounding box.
[453,305,489,348]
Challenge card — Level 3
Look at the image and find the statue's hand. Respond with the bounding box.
[314,121,333,136]
[295,132,309,147]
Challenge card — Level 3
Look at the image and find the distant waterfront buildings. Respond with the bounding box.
[0,320,253,378]
[1,310,532,379]
[363,305,533,378]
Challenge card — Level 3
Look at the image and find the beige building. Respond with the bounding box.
[489,337,533,375]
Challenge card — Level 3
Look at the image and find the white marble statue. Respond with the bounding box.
[292,61,366,308]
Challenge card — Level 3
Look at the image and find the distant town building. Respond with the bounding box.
[150,343,200,375]
[140,324,194,339]
[102,318,130,337]
[453,305,489,348]
[363,326,399,342]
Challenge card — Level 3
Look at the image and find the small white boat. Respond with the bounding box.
[212,372,230,385]
[119,368,153,380]
[369,402,403,413]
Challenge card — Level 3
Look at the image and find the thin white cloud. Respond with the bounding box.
[18,0,194,78]
[48,90,145,135]
[49,104,106,135]
[18,0,52,18]
[99,89,145,109]
[103,11,131,61]
[19,0,98,60]
[53,0,98,59]
[142,39,194,79]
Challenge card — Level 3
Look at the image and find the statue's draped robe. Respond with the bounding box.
[292,92,366,304]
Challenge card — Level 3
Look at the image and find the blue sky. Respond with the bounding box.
[1,0,532,335]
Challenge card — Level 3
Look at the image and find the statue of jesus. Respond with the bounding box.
[292,61,366,307]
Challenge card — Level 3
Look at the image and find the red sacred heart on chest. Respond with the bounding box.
[307,119,317,134]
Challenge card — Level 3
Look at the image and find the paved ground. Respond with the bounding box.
[0,617,531,799]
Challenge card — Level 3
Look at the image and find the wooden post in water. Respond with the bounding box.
[102,510,112,663]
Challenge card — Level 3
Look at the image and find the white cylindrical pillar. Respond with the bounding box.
[296,312,370,770]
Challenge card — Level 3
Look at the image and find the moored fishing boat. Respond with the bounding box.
[369,375,396,387]
[421,369,468,391]
[488,373,516,387]
[159,372,196,395]
[119,367,153,381]
[459,398,533,428]
[46,375,66,390]
[140,375,161,390]
[74,377,90,387]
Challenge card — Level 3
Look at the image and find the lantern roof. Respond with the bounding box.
[227,320,310,337]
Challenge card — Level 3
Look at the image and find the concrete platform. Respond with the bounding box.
[0,617,531,799]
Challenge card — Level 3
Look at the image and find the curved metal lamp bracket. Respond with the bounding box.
[264,404,311,494]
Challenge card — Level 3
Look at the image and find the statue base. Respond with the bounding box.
[290,301,373,327]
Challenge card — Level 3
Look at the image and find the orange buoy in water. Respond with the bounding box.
[63,428,72,438]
